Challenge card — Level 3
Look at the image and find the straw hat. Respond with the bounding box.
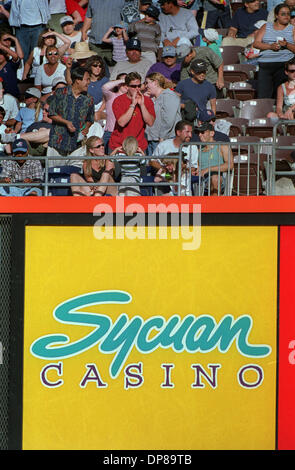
[71,42,97,60]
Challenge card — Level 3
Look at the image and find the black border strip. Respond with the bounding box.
[7,212,293,450]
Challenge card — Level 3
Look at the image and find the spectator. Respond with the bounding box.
[47,65,94,166]
[60,15,83,52]
[109,71,155,152]
[18,102,53,157]
[175,59,217,115]
[8,0,51,63]
[267,57,295,120]
[65,0,88,26]
[22,28,70,81]
[139,0,153,18]
[253,3,295,98]
[81,0,125,62]
[145,72,182,154]
[0,78,19,126]
[176,37,224,96]
[128,4,161,63]
[200,28,222,58]
[0,138,43,196]
[195,121,233,195]
[0,49,20,98]
[267,0,295,22]
[109,38,153,82]
[13,87,42,133]
[70,135,117,196]
[110,136,146,196]
[48,0,67,33]
[146,45,181,85]
[0,31,24,63]
[177,0,199,18]
[34,45,67,93]
[102,24,128,65]
[0,106,8,155]
[152,119,198,170]
[224,0,268,47]
[201,0,231,29]
[101,73,128,151]
[192,108,230,142]
[85,55,109,105]
[158,0,199,48]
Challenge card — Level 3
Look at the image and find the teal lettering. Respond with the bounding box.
[31,291,272,379]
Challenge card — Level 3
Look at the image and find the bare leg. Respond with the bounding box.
[70,173,92,196]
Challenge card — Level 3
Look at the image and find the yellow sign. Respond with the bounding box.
[23,226,277,450]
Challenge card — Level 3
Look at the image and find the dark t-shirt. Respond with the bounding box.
[0,60,20,98]
[230,8,268,38]
[175,78,216,112]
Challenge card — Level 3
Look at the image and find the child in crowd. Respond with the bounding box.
[154,157,192,196]
[60,15,83,52]
[102,24,129,64]
[200,29,222,58]
[11,88,42,134]
[128,4,161,63]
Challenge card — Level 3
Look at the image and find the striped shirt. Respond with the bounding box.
[86,0,125,45]
[258,23,295,63]
[111,37,128,62]
[128,21,161,53]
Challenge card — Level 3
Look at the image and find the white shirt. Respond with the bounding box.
[153,139,198,167]
[34,62,67,91]
[49,0,66,14]
[0,92,19,120]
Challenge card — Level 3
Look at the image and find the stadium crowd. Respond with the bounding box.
[0,0,294,196]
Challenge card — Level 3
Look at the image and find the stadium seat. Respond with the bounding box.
[238,99,276,119]
[220,46,244,65]
[260,136,295,161]
[232,153,266,196]
[230,135,261,157]
[227,81,256,101]
[48,165,82,196]
[246,118,280,138]
[223,64,257,82]
[223,117,249,136]
[216,98,240,118]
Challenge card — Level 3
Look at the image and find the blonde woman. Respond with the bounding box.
[145,72,182,155]
[70,136,117,196]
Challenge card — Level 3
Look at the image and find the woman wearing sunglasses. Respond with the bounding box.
[22,28,70,81]
[34,45,67,93]
[253,3,295,98]
[267,57,295,120]
[70,136,117,196]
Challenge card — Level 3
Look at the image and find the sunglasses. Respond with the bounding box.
[288,68,295,72]
[92,63,102,67]
[129,84,141,88]
[92,143,104,149]
[47,51,58,56]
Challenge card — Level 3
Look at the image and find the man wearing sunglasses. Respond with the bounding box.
[109,71,155,152]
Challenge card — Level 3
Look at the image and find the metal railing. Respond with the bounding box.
[0,137,295,196]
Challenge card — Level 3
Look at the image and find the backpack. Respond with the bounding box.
[121,0,140,24]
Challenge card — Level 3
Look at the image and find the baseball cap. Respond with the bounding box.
[51,76,67,88]
[195,122,214,133]
[203,28,219,43]
[197,109,216,122]
[60,15,74,26]
[126,38,141,51]
[141,0,152,4]
[145,5,160,19]
[12,138,28,153]
[190,59,208,74]
[162,46,176,57]
[25,87,41,99]
[176,37,192,59]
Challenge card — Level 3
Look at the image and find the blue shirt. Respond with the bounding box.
[15,107,42,132]
[0,60,20,98]
[175,78,216,112]
[87,76,109,105]
[86,0,125,44]
[230,7,268,38]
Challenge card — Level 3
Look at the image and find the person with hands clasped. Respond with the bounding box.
[253,3,295,98]
[109,72,155,152]
[267,57,295,120]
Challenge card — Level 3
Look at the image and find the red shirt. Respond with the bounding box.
[65,0,86,22]
[109,93,155,151]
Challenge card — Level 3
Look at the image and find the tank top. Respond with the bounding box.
[282,83,295,108]
[199,145,224,171]
[258,23,295,63]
